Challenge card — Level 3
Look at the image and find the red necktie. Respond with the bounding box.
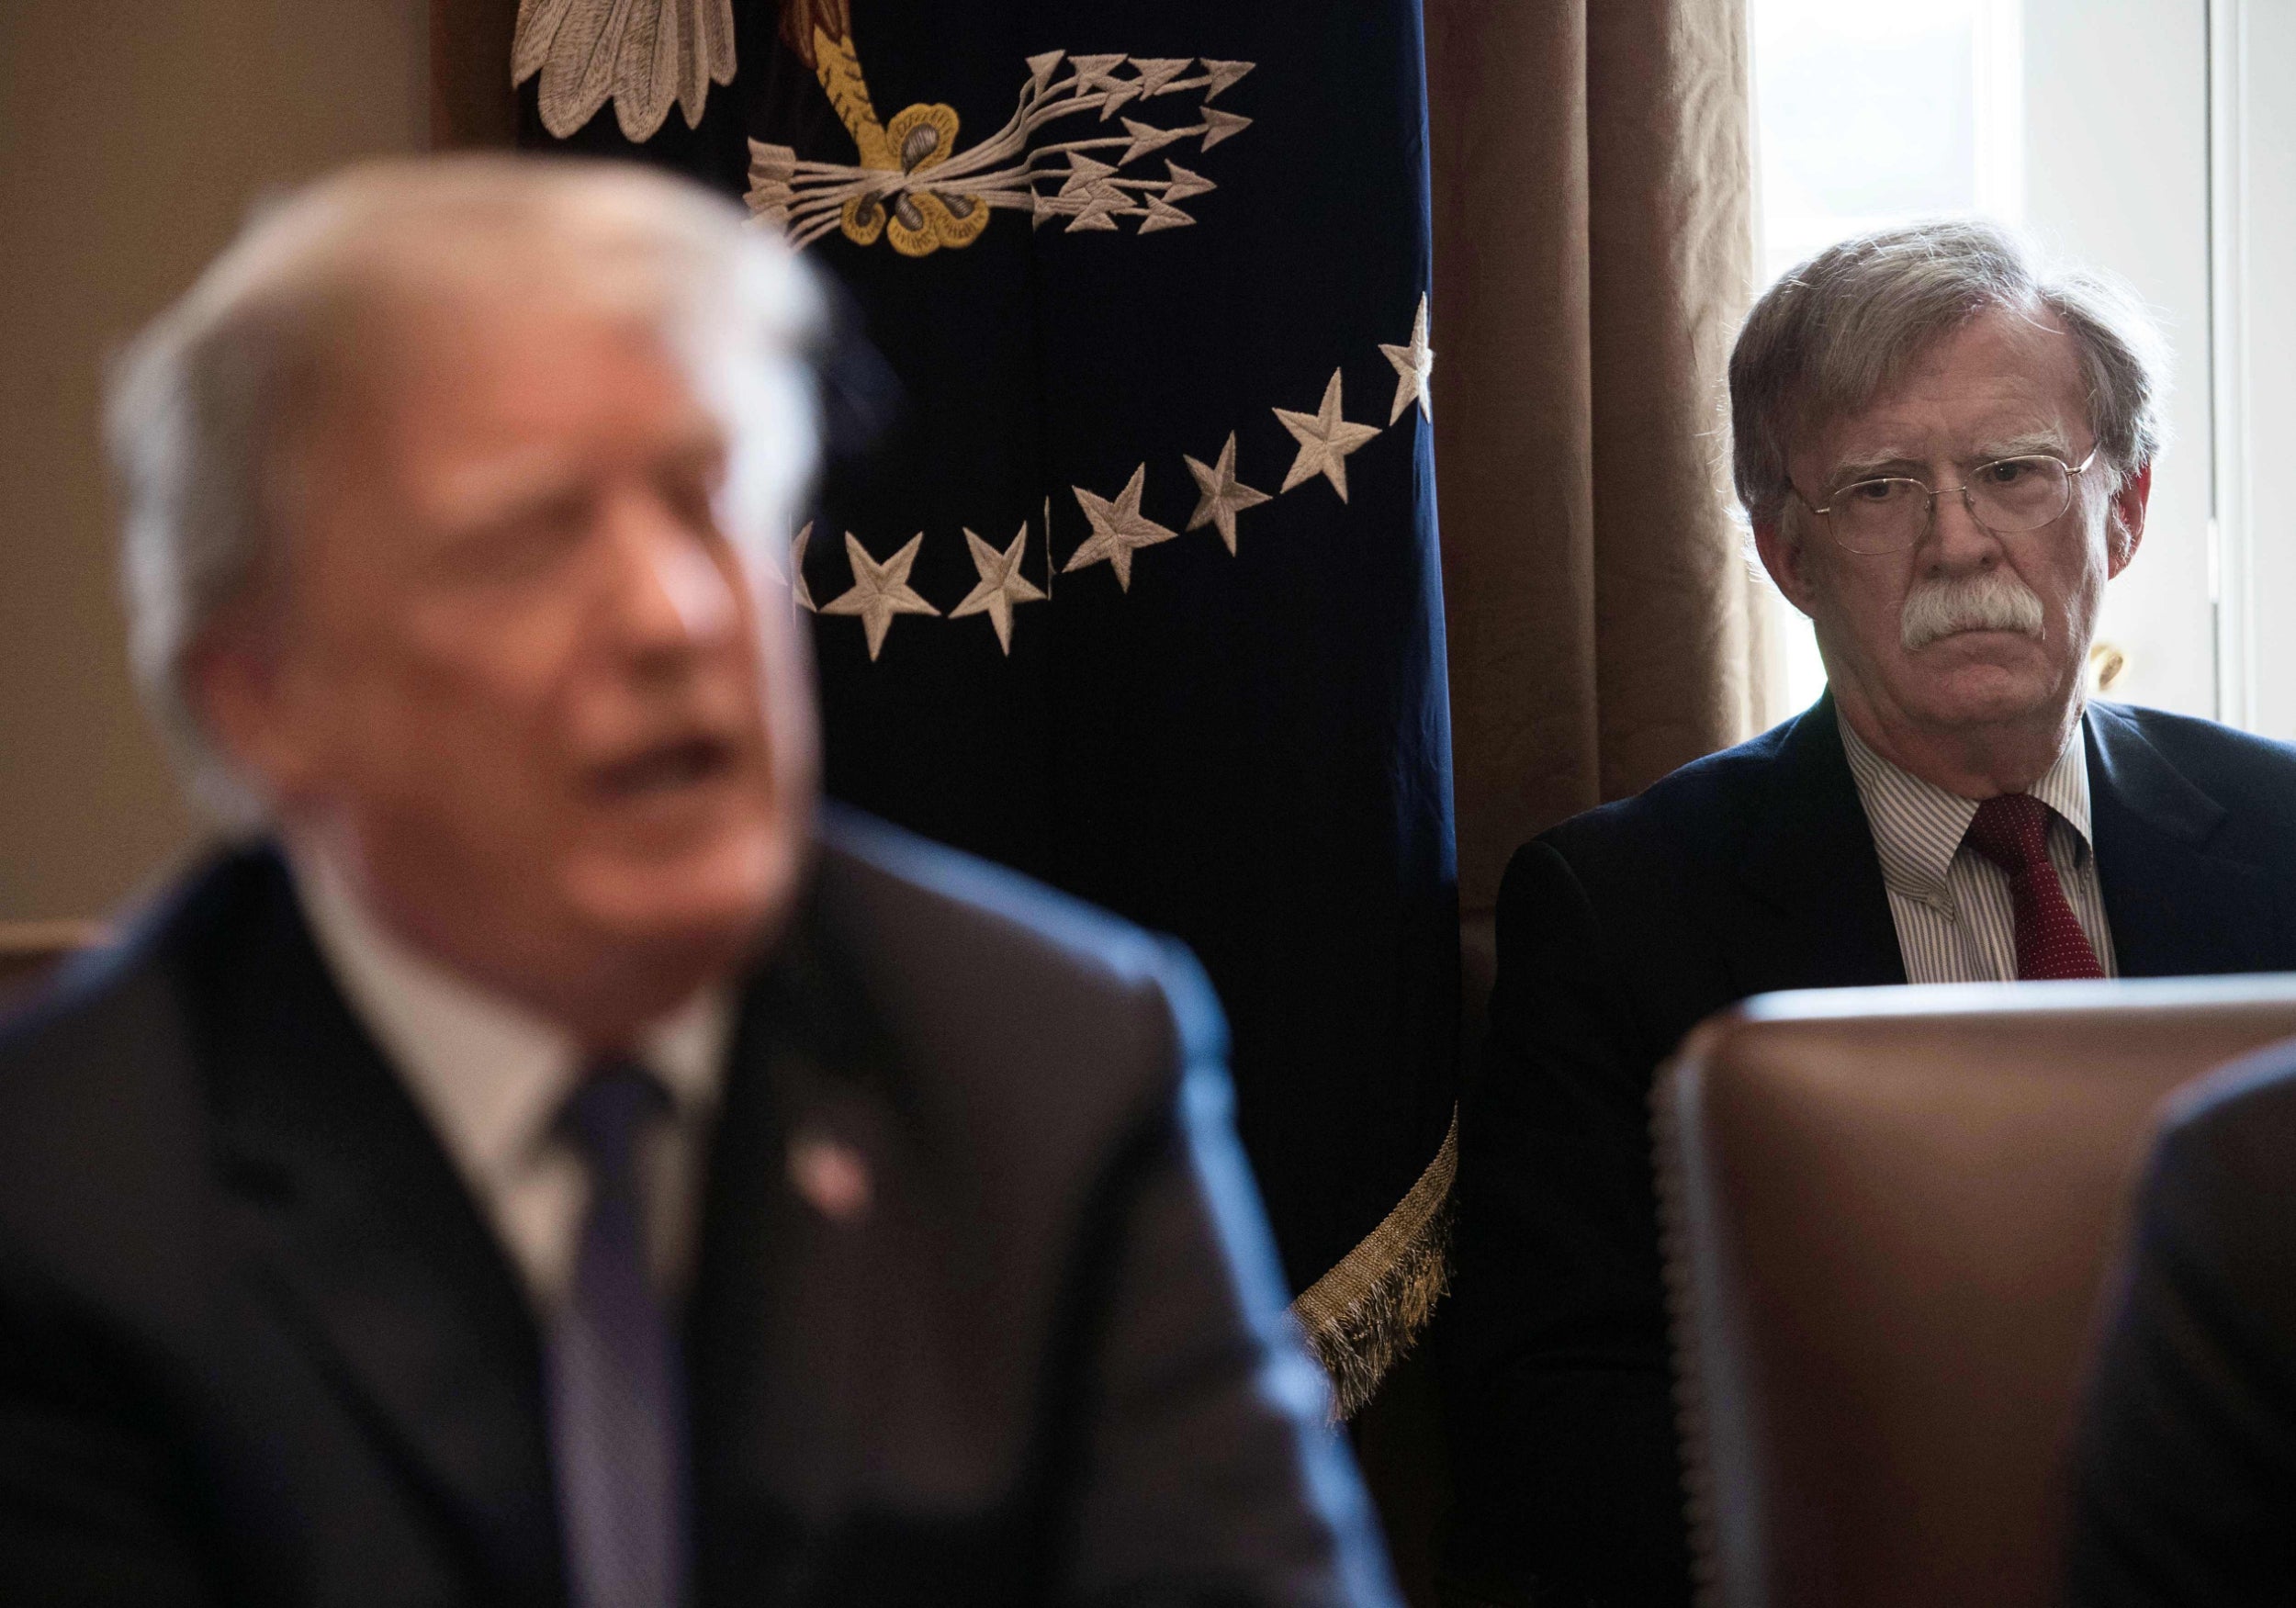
[1963,793,2107,981]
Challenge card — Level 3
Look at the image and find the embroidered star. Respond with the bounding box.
[789,522,816,612]
[1379,294,1435,423]
[1274,370,1383,501]
[819,532,940,660]
[1183,433,1273,554]
[1065,464,1176,590]
[950,524,1045,653]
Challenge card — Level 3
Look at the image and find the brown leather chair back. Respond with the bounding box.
[0,919,106,1013]
[1655,978,2296,1608]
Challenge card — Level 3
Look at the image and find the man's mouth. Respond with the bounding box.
[593,736,737,799]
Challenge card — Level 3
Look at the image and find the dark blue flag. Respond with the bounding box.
[517,0,1457,1404]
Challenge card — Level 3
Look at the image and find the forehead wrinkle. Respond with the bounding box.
[1818,399,2075,478]
[370,299,729,520]
[418,407,728,532]
[1803,299,2085,446]
[1826,430,2077,486]
[1976,426,2078,460]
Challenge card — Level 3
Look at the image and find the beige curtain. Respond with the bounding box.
[1338,15,1766,1594]
[1427,0,1770,929]
[429,0,522,150]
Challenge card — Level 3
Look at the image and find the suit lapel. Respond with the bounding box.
[684,942,801,1495]
[1729,694,1908,995]
[685,868,932,1595]
[684,888,866,1595]
[2087,703,2276,977]
[199,854,563,1601]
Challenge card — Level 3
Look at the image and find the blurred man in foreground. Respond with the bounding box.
[1445,219,2296,1606]
[0,156,1395,1607]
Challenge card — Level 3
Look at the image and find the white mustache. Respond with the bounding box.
[1900,570,2047,652]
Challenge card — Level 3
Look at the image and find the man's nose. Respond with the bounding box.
[1923,482,2004,571]
[599,492,740,658]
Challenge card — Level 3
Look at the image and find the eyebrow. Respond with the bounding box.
[1825,432,2077,488]
[430,420,728,530]
[431,449,591,530]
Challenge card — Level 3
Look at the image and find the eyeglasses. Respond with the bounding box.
[1795,448,2098,556]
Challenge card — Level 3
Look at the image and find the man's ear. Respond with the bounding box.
[1752,512,1822,618]
[2106,461,2152,577]
[186,621,322,808]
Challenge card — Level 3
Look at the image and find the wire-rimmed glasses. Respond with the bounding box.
[1795,447,2098,556]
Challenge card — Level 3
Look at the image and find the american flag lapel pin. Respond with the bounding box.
[788,1130,872,1223]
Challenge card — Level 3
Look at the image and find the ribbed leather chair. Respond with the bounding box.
[1655,978,2296,1608]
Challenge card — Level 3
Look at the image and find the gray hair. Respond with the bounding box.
[1729,218,2167,530]
[107,154,821,821]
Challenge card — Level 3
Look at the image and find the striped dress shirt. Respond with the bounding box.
[1838,709,2119,984]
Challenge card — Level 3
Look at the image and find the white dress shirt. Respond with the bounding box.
[1838,708,2119,984]
[291,849,731,1315]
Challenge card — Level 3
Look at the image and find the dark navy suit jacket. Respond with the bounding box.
[1442,696,2296,1608]
[0,810,1396,1608]
[2067,1040,2296,1605]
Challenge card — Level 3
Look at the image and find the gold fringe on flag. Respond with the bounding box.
[1289,1110,1457,1420]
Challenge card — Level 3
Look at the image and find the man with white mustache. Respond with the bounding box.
[1443,219,2296,1608]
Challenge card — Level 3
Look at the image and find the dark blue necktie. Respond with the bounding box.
[547,1063,689,1608]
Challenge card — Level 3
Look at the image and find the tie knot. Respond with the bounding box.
[1964,791,2055,876]
[560,1061,667,1186]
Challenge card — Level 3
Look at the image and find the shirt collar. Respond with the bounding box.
[287,844,731,1198]
[1837,703,2094,909]
[2024,716,2096,846]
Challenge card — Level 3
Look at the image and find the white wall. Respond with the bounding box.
[2023,0,2214,720]
[2217,0,2296,740]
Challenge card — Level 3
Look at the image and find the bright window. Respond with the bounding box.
[1748,0,2217,726]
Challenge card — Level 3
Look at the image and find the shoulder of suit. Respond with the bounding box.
[1513,712,1803,890]
[2092,700,2296,802]
[2167,1037,2296,1133]
[0,847,267,1290]
[811,806,1222,1067]
[2143,1035,2296,1236]
[0,842,270,1081]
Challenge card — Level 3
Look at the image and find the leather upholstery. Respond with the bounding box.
[1656,977,2296,1607]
